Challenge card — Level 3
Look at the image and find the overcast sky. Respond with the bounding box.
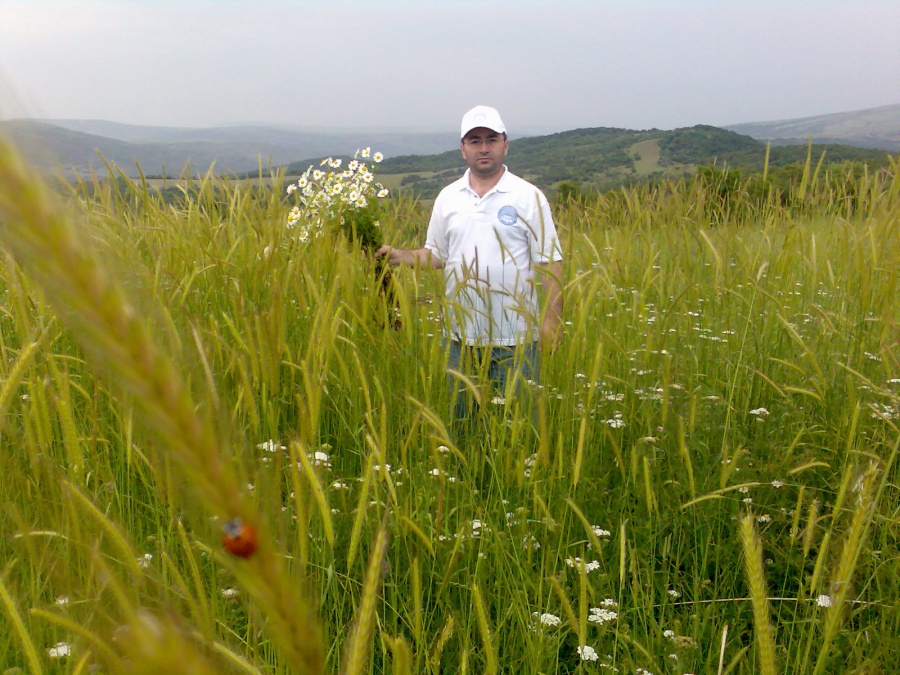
[1,0,898,134]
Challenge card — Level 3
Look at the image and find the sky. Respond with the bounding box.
[1,0,898,135]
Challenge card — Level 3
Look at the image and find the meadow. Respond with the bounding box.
[0,137,897,674]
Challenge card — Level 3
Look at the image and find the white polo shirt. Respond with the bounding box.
[425,167,562,346]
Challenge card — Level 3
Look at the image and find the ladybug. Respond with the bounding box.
[221,517,258,558]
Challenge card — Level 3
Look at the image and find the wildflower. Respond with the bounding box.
[604,414,626,429]
[771,479,784,488]
[592,526,611,538]
[523,534,541,550]
[588,607,618,624]
[537,612,561,627]
[667,588,681,599]
[738,486,749,494]
[313,451,331,467]
[55,596,70,606]
[471,519,483,535]
[331,481,349,490]
[565,557,601,573]
[577,645,599,661]
[377,188,389,198]
[749,407,770,417]
[360,147,371,158]
[373,151,383,162]
[220,588,239,599]
[257,440,284,453]
[816,594,832,608]
[137,553,153,568]
[756,514,771,523]
[663,629,676,639]
[48,641,72,658]
[491,396,506,406]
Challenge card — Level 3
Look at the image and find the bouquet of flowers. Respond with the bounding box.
[285,147,399,327]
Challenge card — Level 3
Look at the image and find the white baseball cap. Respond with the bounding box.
[460,105,506,139]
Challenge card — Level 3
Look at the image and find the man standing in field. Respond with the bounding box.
[378,105,563,426]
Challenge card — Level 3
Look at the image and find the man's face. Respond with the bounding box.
[460,127,508,178]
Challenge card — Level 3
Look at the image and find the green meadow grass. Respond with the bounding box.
[0,138,898,674]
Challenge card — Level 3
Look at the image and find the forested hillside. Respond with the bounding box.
[359,125,895,198]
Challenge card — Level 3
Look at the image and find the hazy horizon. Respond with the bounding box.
[2,1,898,136]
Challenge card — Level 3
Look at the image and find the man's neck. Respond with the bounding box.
[468,166,506,198]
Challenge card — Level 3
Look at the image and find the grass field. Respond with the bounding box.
[0,136,898,674]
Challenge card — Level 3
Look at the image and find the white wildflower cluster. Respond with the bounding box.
[565,557,601,573]
[603,412,625,428]
[869,402,897,420]
[312,450,332,468]
[533,611,562,627]
[588,604,618,624]
[47,641,72,659]
[578,645,599,661]
[523,453,537,478]
[257,439,286,453]
[285,148,388,243]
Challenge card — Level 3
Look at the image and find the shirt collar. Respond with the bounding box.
[459,165,511,197]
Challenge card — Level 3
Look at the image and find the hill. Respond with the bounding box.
[0,119,457,177]
[724,103,900,151]
[371,125,895,197]
[1,113,895,197]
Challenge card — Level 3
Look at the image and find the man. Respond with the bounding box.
[378,105,563,424]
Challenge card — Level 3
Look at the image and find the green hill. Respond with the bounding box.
[363,125,895,198]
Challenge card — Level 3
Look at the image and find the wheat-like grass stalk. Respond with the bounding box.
[341,523,390,675]
[471,582,498,675]
[812,462,878,675]
[0,572,43,675]
[0,133,324,674]
[739,514,778,675]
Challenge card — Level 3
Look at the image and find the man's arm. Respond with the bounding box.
[536,261,564,351]
[377,245,444,269]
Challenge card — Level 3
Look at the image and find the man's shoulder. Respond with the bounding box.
[499,170,547,199]
[434,173,469,203]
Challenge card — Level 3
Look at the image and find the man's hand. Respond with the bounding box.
[377,246,443,269]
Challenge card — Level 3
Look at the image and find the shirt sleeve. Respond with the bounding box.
[527,189,563,264]
[424,192,448,262]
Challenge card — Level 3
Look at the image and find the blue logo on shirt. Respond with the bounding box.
[497,205,518,226]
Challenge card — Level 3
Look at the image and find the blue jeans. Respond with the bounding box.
[446,340,540,424]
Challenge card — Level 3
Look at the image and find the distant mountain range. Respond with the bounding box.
[0,103,896,180]
[724,103,899,151]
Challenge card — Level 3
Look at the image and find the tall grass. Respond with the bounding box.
[0,135,898,673]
